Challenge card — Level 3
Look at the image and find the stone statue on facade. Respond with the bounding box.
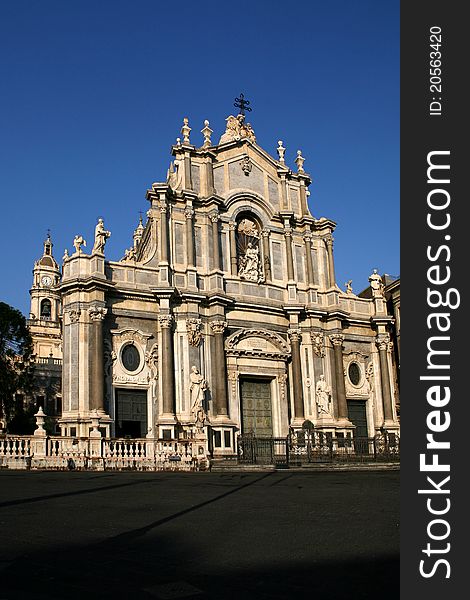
[239,242,260,282]
[219,114,256,144]
[73,235,86,254]
[345,280,353,294]
[369,269,385,298]
[316,375,332,416]
[93,218,111,254]
[190,366,207,428]
[121,246,136,262]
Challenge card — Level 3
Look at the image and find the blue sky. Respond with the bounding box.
[0,0,399,316]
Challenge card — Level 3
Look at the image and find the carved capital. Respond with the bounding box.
[159,202,168,214]
[376,333,391,352]
[210,320,227,335]
[261,228,270,238]
[184,207,195,220]
[158,314,174,329]
[88,306,107,322]
[210,212,220,224]
[324,234,334,249]
[66,309,81,324]
[303,231,313,244]
[284,228,293,239]
[329,333,344,347]
[228,221,236,231]
[288,328,302,343]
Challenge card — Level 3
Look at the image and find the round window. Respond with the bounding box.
[348,362,361,386]
[121,344,140,372]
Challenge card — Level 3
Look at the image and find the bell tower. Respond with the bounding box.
[29,233,62,358]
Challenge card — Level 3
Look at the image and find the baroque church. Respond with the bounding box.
[26,106,400,457]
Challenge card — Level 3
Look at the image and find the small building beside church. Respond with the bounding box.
[26,108,400,457]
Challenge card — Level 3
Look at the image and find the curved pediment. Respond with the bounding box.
[225,191,276,222]
[225,328,289,359]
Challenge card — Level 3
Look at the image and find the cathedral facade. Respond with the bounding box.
[28,111,399,456]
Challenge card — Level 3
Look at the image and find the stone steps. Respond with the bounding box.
[210,459,399,472]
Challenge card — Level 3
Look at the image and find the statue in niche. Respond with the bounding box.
[190,366,207,429]
[237,217,262,282]
[93,218,111,254]
[316,375,332,416]
[239,242,260,282]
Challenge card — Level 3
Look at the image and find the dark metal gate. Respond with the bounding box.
[237,435,288,467]
[237,432,399,466]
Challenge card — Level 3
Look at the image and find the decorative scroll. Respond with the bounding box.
[186,318,203,347]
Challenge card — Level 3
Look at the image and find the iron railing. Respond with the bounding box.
[238,432,399,466]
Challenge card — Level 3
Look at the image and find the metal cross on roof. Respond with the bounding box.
[234,93,252,116]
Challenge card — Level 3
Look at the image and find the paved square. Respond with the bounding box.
[0,470,399,599]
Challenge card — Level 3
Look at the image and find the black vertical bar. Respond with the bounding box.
[401,2,466,598]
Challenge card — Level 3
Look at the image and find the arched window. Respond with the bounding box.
[40,299,52,319]
[236,214,263,282]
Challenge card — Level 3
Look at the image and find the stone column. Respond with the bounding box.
[185,206,195,267]
[288,328,305,420]
[210,212,221,271]
[329,334,348,419]
[159,202,169,263]
[261,229,271,281]
[229,221,238,276]
[210,320,228,416]
[376,334,394,423]
[284,227,294,281]
[303,232,315,286]
[324,234,336,288]
[159,314,175,416]
[89,306,107,413]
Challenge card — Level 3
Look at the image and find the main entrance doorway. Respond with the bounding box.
[115,389,148,438]
[240,378,273,437]
[347,400,368,438]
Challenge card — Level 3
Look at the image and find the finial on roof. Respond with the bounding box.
[295,150,305,173]
[181,117,191,144]
[201,119,213,148]
[176,137,181,147]
[277,140,286,163]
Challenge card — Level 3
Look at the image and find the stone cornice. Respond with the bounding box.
[313,218,337,233]
[59,276,115,294]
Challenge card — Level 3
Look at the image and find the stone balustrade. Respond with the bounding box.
[0,434,209,472]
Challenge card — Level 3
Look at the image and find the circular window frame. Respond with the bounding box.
[120,342,144,375]
[347,361,363,388]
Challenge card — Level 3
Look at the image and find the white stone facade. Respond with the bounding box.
[29,113,400,455]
